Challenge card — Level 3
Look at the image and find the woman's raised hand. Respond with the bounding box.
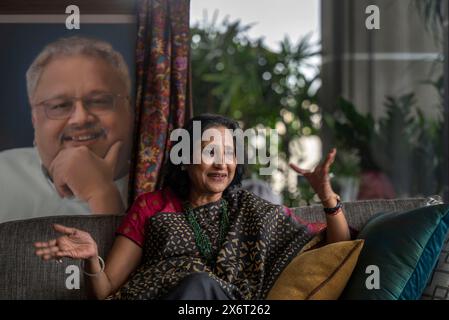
[289,148,339,204]
[34,224,98,261]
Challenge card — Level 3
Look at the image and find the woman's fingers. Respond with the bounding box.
[34,225,79,261]
[35,245,60,256]
[55,251,72,257]
[290,148,337,176]
[34,238,57,250]
[35,246,58,255]
[37,248,74,260]
[41,254,62,261]
[323,148,337,172]
[34,241,47,248]
[53,223,76,236]
[34,237,61,259]
[46,246,60,254]
[289,163,309,175]
[35,249,46,257]
[37,249,74,260]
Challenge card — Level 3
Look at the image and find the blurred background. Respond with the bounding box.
[190,0,448,206]
[0,0,447,206]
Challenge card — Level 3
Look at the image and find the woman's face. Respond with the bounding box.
[186,125,237,198]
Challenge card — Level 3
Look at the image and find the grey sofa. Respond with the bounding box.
[0,197,437,299]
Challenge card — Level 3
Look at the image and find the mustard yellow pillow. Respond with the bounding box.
[267,239,364,300]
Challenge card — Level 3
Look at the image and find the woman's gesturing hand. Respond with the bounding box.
[34,224,98,261]
[289,148,339,204]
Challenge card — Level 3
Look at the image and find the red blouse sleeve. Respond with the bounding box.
[282,206,327,234]
[116,189,182,247]
[115,193,154,247]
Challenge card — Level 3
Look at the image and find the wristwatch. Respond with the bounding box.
[323,196,343,215]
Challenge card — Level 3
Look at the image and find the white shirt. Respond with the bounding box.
[0,147,128,223]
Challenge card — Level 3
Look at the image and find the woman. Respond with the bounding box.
[34,114,350,300]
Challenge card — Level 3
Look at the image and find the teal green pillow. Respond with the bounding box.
[340,204,449,300]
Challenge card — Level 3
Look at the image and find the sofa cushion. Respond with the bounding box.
[0,215,123,299]
[340,204,449,300]
[421,232,449,300]
[267,239,364,300]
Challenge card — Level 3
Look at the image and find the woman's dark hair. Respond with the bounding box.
[162,113,244,200]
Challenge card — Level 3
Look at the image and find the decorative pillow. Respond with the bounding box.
[421,232,449,300]
[340,204,449,300]
[267,239,364,300]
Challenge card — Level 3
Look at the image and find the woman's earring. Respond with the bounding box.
[33,139,37,147]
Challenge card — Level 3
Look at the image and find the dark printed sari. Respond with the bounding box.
[112,189,314,299]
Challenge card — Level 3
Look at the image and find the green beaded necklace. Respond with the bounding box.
[184,199,230,267]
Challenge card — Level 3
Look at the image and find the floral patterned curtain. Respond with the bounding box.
[128,0,192,205]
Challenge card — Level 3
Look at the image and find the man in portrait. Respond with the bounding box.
[0,36,134,223]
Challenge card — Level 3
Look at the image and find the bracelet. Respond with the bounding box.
[323,198,343,216]
[81,256,105,277]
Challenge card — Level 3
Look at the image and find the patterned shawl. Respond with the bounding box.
[113,189,314,300]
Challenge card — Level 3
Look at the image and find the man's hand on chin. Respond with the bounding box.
[48,140,125,214]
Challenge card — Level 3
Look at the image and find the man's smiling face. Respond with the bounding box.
[31,54,133,178]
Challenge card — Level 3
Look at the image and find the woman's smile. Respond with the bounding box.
[207,171,228,182]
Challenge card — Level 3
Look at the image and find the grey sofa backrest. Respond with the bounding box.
[0,198,427,299]
[0,215,123,300]
[294,198,427,230]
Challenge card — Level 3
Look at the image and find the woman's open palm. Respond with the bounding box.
[34,224,97,261]
[289,148,338,202]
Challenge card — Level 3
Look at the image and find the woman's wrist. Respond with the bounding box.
[322,198,338,208]
[82,254,105,276]
[83,255,104,277]
[85,245,100,263]
[321,193,343,216]
[320,193,339,208]
[87,254,99,263]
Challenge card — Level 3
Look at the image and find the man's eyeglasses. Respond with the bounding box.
[34,93,128,120]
